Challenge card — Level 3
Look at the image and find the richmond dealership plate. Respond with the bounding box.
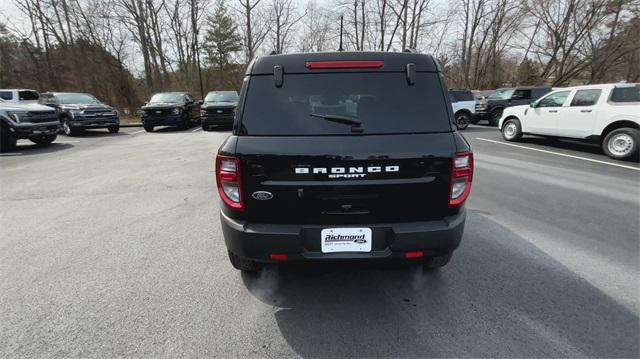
[321,228,372,253]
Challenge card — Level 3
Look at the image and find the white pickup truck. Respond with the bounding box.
[449,89,476,130]
[498,83,640,160]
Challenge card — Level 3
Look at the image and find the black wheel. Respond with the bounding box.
[455,111,471,130]
[202,124,210,131]
[502,118,523,141]
[62,119,79,136]
[30,134,57,146]
[602,127,639,161]
[108,125,120,133]
[143,124,154,132]
[423,252,452,270]
[0,124,17,153]
[469,116,480,125]
[228,250,261,272]
[488,108,503,126]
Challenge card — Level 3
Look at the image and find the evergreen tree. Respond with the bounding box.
[204,1,242,72]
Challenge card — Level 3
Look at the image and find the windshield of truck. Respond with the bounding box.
[205,91,238,102]
[58,93,101,104]
[240,72,451,135]
[149,93,185,104]
[488,88,515,100]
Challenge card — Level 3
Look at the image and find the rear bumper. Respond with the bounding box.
[221,210,465,262]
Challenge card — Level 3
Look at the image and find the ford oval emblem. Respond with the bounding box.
[252,191,273,201]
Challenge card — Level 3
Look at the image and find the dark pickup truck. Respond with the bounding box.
[201,91,239,131]
[1,99,60,152]
[39,92,120,136]
[216,52,474,272]
[141,92,201,132]
[474,86,552,125]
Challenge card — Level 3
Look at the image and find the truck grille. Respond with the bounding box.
[207,107,234,115]
[27,111,57,123]
[146,109,173,116]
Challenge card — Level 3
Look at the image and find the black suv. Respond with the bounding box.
[141,92,201,132]
[39,92,120,136]
[475,86,552,125]
[216,52,474,272]
[201,91,239,131]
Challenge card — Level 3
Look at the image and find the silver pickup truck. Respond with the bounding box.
[0,98,60,152]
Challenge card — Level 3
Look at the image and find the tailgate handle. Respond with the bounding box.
[406,63,416,85]
[274,65,284,87]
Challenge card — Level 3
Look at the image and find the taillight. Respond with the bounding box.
[305,60,384,70]
[449,152,474,207]
[216,154,243,211]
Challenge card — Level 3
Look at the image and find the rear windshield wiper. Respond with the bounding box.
[309,113,362,127]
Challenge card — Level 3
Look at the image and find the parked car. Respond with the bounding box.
[141,92,201,132]
[499,83,640,160]
[475,86,552,126]
[39,92,119,136]
[0,89,40,104]
[0,98,60,152]
[471,89,494,102]
[201,91,239,131]
[449,89,476,130]
[217,52,473,272]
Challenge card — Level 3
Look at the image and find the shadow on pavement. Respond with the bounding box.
[152,126,196,133]
[241,214,639,358]
[2,142,74,156]
[66,129,128,138]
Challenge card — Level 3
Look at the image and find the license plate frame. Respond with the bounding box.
[321,228,372,253]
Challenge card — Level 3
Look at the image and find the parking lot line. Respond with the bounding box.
[475,137,640,171]
[131,129,146,135]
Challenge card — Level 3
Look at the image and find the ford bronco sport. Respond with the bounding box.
[216,52,473,272]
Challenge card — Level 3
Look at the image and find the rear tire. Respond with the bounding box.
[502,118,523,141]
[488,108,503,126]
[454,111,471,130]
[423,252,452,270]
[144,124,154,132]
[108,125,120,133]
[228,250,262,272]
[0,124,17,153]
[30,134,57,146]
[202,124,209,131]
[602,127,638,161]
[177,116,189,130]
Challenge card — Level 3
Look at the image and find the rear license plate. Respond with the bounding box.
[321,228,372,253]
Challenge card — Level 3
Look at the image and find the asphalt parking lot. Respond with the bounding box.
[1,125,638,357]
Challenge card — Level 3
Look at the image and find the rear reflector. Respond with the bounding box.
[270,254,289,260]
[405,251,424,258]
[305,60,384,70]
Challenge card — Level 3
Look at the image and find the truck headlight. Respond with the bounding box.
[172,108,181,115]
[200,109,207,116]
[7,111,27,123]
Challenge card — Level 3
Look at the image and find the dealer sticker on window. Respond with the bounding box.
[321,228,372,253]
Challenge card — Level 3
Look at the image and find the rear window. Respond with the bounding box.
[18,90,39,101]
[610,86,640,103]
[240,72,451,135]
[0,91,13,100]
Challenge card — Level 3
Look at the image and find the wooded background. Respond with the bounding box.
[1,0,638,113]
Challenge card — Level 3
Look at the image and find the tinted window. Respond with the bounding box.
[449,90,474,102]
[241,73,451,136]
[512,89,532,100]
[0,91,13,100]
[610,86,640,103]
[538,91,571,107]
[18,90,39,101]
[532,88,551,99]
[570,89,601,106]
